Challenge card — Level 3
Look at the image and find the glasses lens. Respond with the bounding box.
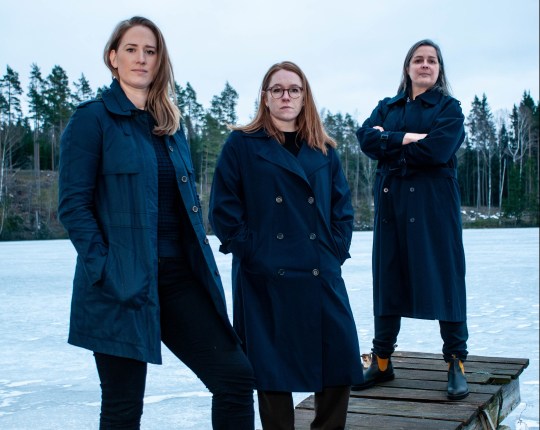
[288,87,302,99]
[270,88,284,99]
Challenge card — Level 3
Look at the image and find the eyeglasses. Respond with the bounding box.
[266,86,303,99]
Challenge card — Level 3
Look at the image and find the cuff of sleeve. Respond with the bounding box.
[386,131,406,150]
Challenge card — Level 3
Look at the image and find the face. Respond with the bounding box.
[109,25,158,94]
[264,69,304,131]
[407,45,440,96]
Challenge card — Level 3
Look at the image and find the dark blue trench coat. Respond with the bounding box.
[356,89,467,322]
[58,80,236,364]
[209,129,363,392]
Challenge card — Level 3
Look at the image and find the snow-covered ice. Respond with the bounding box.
[0,228,538,429]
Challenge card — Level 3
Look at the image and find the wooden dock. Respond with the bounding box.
[294,351,529,429]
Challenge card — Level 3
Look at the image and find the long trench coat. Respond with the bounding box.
[58,80,236,364]
[209,129,363,392]
[356,89,467,322]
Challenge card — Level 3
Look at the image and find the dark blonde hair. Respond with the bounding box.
[233,61,336,154]
[397,39,451,97]
[104,16,180,135]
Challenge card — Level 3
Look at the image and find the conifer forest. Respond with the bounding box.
[0,64,538,240]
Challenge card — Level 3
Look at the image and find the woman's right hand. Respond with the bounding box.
[402,132,427,145]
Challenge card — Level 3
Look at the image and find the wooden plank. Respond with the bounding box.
[298,396,479,422]
[295,408,463,430]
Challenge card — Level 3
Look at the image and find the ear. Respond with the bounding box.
[109,50,118,68]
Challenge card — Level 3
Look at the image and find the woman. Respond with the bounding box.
[58,16,254,429]
[209,61,363,429]
[354,39,469,400]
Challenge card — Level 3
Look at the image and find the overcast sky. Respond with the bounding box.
[1,0,538,124]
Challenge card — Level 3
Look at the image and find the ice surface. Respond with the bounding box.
[0,228,538,429]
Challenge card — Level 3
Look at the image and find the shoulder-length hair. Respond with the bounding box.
[397,39,452,97]
[232,61,336,154]
[104,16,180,136]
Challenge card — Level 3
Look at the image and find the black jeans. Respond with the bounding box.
[372,315,468,362]
[94,257,255,429]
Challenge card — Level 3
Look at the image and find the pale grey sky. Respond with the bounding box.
[1,0,538,124]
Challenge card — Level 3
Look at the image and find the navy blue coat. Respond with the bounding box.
[58,80,235,364]
[209,129,363,392]
[357,89,467,321]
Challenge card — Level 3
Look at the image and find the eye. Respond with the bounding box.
[271,87,283,96]
[289,87,301,95]
[146,49,156,55]
[126,47,135,53]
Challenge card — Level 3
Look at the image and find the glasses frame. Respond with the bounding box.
[266,86,304,99]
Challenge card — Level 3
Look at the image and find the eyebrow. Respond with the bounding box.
[124,43,157,49]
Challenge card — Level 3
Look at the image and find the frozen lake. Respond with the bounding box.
[0,228,538,429]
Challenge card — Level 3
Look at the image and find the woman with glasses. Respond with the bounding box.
[354,39,469,400]
[209,61,363,429]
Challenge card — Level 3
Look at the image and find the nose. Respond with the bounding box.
[137,51,147,64]
[281,89,291,100]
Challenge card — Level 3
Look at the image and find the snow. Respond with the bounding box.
[0,228,538,429]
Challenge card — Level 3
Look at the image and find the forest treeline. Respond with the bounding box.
[0,64,538,240]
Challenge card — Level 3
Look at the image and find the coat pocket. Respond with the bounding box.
[101,130,142,174]
[98,248,150,308]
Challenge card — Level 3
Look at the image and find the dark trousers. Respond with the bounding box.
[372,315,468,361]
[257,386,350,430]
[94,257,255,430]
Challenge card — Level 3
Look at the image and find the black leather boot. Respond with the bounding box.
[447,356,469,400]
[351,352,394,391]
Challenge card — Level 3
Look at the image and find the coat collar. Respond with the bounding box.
[386,88,443,107]
[249,129,329,183]
[101,79,139,116]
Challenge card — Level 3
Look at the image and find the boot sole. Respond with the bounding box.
[351,373,395,391]
[447,390,470,400]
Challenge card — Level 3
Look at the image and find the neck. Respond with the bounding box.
[119,82,149,110]
[272,118,297,132]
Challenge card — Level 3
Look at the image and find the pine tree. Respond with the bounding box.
[28,63,46,173]
[43,65,73,170]
[467,94,496,212]
[72,73,94,104]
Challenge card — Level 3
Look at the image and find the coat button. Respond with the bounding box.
[181,176,188,183]
[309,233,317,240]
[383,187,389,193]
[312,269,320,276]
[192,206,199,213]
[307,196,315,204]
[275,196,283,203]
[204,237,209,244]
[214,269,220,276]
[410,187,415,192]
[278,269,285,276]
[276,233,284,240]
[409,217,415,223]
[168,146,174,152]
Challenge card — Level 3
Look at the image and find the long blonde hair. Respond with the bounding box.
[104,16,180,136]
[233,61,336,154]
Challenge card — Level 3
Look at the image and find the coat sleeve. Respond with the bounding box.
[58,105,108,285]
[402,97,465,166]
[356,98,406,161]
[329,148,354,265]
[209,132,252,258]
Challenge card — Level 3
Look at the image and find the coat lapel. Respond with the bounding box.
[255,139,310,184]
[297,143,330,179]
